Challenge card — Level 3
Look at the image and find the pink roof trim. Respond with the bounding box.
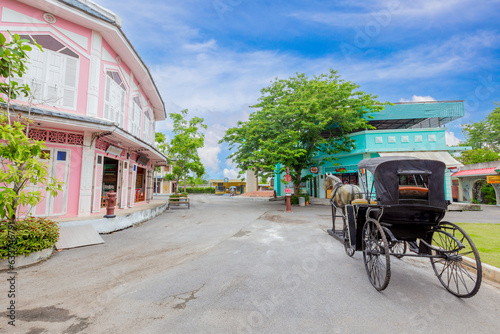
[452,167,497,177]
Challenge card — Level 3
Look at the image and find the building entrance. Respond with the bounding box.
[102,157,119,208]
[135,166,146,202]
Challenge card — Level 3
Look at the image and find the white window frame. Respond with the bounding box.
[17,42,79,109]
[104,71,126,127]
[129,96,142,138]
[143,110,151,144]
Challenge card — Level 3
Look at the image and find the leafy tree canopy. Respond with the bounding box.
[1,31,41,105]
[457,148,500,165]
[162,109,207,193]
[220,69,386,195]
[458,102,500,164]
[462,102,500,151]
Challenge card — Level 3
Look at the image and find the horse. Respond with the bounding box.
[323,173,363,211]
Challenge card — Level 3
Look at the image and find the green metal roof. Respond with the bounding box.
[367,101,464,129]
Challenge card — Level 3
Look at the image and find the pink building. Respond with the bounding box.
[1,0,168,218]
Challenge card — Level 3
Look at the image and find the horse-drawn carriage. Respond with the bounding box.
[325,157,482,297]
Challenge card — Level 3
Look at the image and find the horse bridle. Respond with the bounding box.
[330,181,343,199]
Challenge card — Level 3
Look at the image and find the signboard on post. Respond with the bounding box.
[310,166,318,174]
[224,177,229,183]
[487,175,500,184]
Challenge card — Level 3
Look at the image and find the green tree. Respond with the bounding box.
[0,32,63,223]
[164,109,207,193]
[457,148,500,165]
[0,32,35,112]
[458,102,500,164]
[155,132,168,155]
[462,102,500,151]
[220,69,385,195]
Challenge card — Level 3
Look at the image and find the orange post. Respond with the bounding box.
[104,191,117,218]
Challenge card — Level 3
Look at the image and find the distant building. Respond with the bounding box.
[154,165,176,194]
[209,179,246,195]
[274,101,467,201]
[1,0,167,218]
[451,161,500,205]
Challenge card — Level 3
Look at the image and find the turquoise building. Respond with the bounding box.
[274,101,467,201]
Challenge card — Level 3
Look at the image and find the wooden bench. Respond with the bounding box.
[168,196,190,209]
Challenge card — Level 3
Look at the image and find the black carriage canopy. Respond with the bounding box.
[358,157,447,208]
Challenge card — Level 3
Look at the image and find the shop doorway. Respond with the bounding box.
[102,157,119,208]
[135,166,146,202]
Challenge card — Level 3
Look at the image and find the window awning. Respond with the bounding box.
[378,151,461,168]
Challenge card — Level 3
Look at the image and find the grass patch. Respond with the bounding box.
[456,223,500,268]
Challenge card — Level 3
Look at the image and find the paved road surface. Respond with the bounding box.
[3,195,500,333]
[444,204,500,224]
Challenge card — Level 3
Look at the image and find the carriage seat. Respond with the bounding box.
[399,186,428,200]
[351,199,377,205]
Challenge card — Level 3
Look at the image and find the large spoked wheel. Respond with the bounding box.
[362,218,391,291]
[430,221,482,298]
[391,241,407,259]
[343,219,355,257]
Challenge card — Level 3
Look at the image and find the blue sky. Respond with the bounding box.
[98,0,500,179]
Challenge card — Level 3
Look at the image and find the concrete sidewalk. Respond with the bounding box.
[53,199,169,233]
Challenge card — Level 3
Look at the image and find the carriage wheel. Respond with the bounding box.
[391,241,407,259]
[430,221,482,298]
[362,218,391,291]
[343,220,355,257]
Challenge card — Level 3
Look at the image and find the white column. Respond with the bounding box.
[318,166,326,198]
[78,132,95,216]
[87,31,102,117]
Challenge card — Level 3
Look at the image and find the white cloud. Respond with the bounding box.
[223,168,239,179]
[399,95,436,102]
[290,0,494,27]
[182,39,217,52]
[198,125,223,173]
[446,131,462,146]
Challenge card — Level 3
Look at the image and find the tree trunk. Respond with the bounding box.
[294,168,301,196]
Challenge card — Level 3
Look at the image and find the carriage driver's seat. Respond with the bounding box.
[351,198,378,205]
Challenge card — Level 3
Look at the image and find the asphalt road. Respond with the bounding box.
[444,204,500,224]
[3,195,500,334]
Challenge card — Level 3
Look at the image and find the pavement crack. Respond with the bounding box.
[172,283,206,310]
[233,230,251,238]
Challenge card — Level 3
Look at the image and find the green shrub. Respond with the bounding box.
[185,187,212,194]
[0,217,59,259]
[481,184,497,205]
[170,192,189,198]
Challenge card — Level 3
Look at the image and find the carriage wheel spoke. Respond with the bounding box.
[457,262,476,283]
[431,222,482,298]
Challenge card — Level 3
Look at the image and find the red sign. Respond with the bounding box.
[335,168,347,173]
[310,166,318,174]
[284,167,292,182]
[285,188,293,194]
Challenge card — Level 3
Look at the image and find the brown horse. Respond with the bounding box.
[324,174,363,210]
